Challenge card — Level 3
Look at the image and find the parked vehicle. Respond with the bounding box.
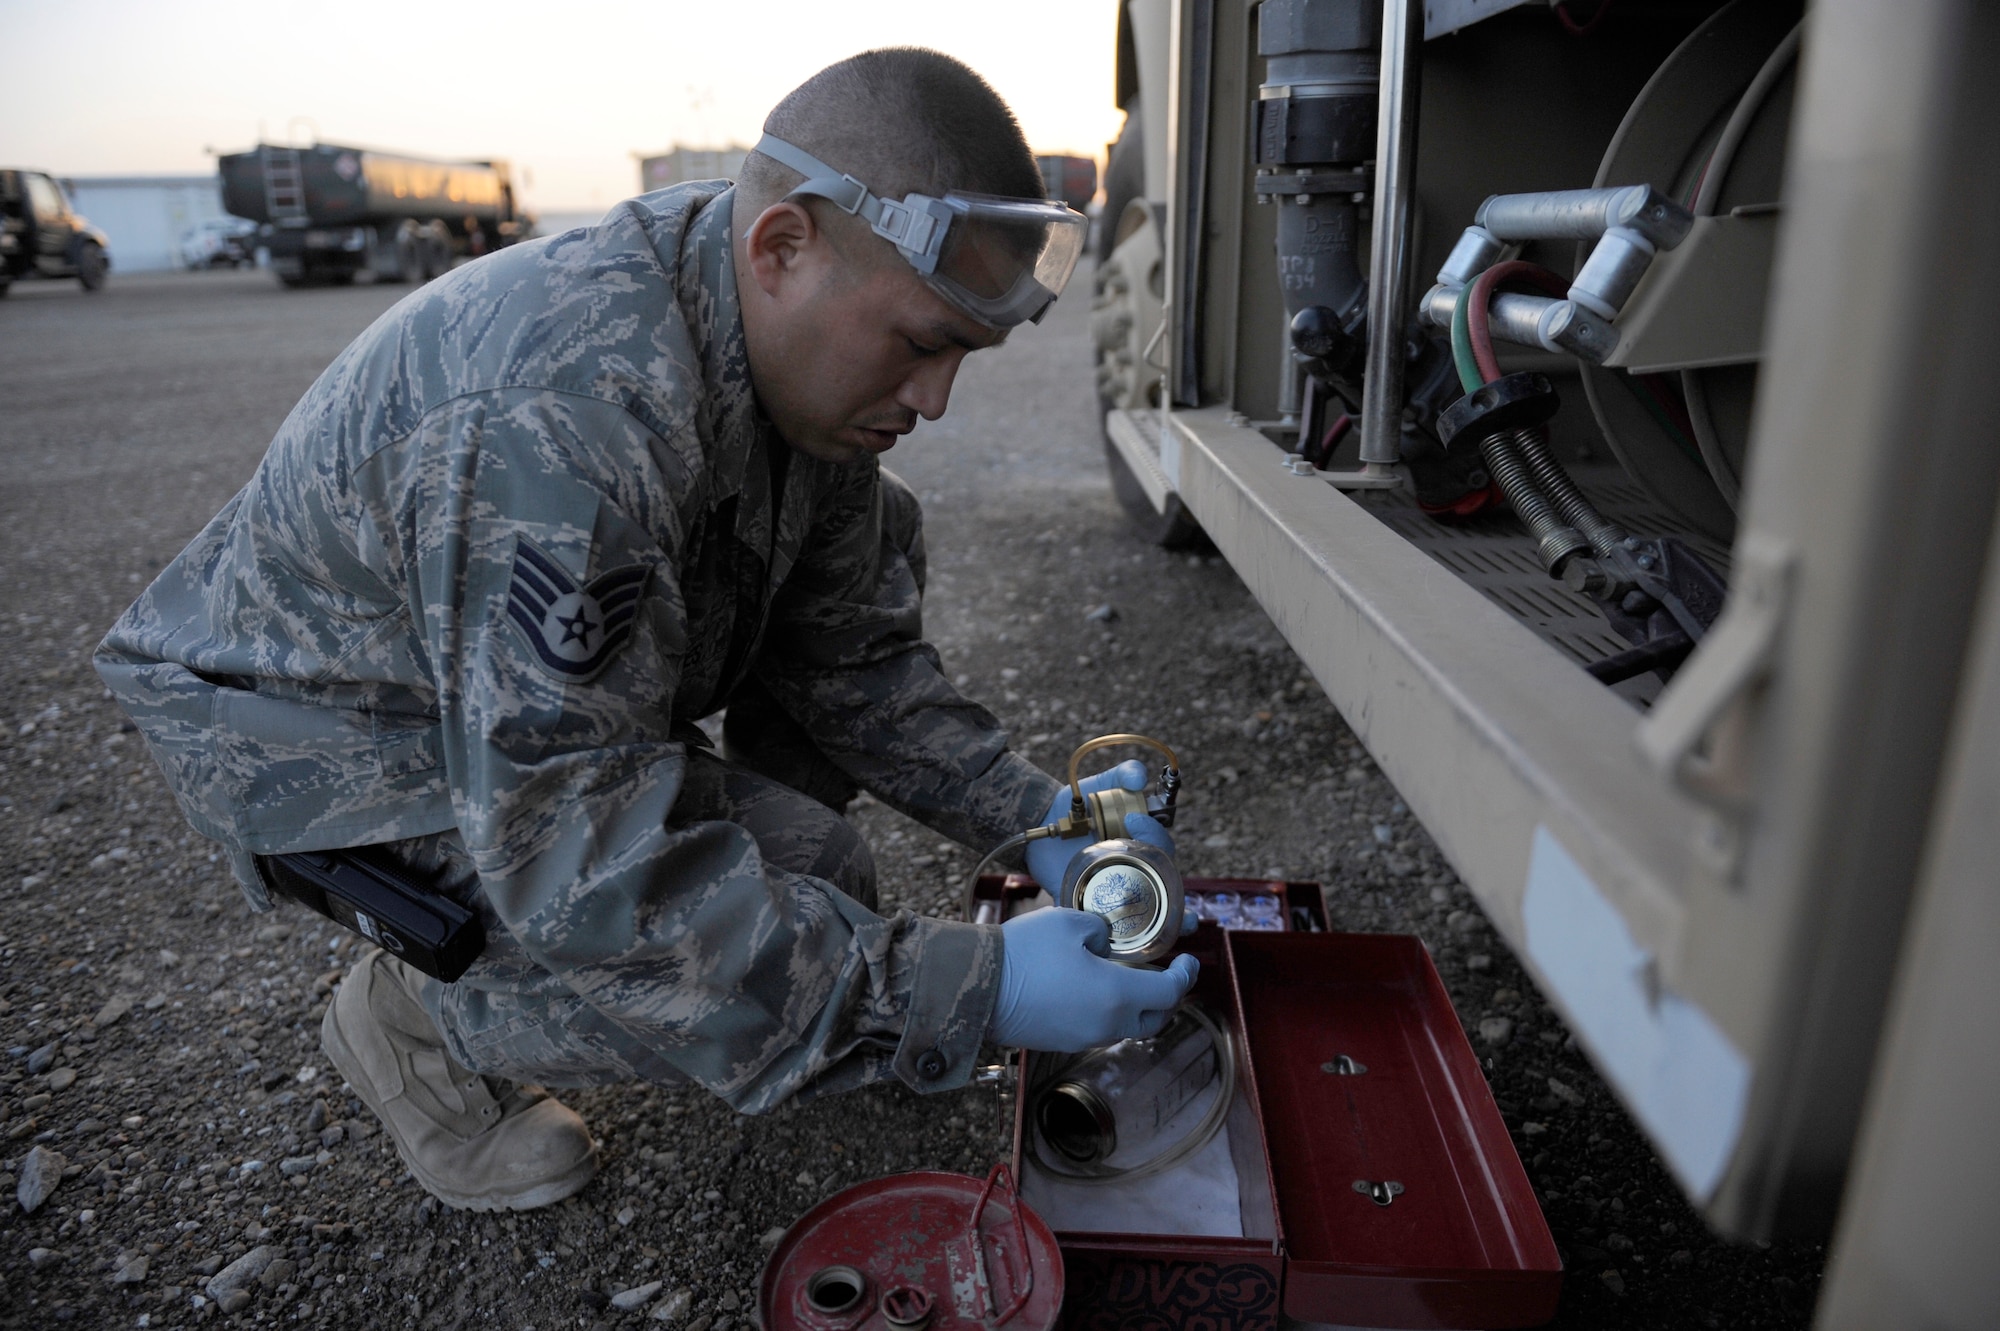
[179,216,259,269]
[1097,0,1999,1318]
[217,142,532,288]
[0,169,112,296]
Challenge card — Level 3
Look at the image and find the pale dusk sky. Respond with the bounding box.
[0,0,1126,210]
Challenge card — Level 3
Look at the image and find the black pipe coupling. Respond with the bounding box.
[1255,0,1381,170]
[1439,375,1596,577]
[1436,372,1561,448]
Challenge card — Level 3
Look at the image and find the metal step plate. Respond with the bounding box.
[1356,464,1733,706]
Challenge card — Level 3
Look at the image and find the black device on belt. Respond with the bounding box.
[254,848,485,982]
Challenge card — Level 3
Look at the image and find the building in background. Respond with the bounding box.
[61,175,228,272]
[1036,154,1100,212]
[636,145,750,194]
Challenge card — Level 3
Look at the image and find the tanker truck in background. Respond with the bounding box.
[1094,0,1999,1322]
[218,142,532,288]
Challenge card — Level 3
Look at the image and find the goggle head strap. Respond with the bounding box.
[753,133,951,276]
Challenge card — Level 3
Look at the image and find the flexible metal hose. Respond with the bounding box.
[965,830,1039,923]
[1509,426,1628,558]
[1478,430,1592,573]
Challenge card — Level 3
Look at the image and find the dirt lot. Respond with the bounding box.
[0,263,1825,1328]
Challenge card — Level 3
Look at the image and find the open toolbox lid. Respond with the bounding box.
[1226,930,1563,1328]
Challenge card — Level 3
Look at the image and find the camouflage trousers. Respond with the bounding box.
[388,748,878,1089]
[381,470,923,1090]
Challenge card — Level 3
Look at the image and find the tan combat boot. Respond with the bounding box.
[321,947,598,1211]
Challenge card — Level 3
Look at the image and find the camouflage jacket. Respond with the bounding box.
[94,183,1060,1108]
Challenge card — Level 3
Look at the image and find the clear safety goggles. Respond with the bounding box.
[753,134,1087,328]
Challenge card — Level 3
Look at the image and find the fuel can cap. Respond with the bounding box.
[759,1165,1063,1331]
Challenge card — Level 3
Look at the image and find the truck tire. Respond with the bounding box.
[1104,434,1208,551]
[1097,116,1144,265]
[1094,116,1208,552]
[76,243,108,292]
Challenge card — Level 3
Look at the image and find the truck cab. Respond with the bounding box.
[0,169,111,296]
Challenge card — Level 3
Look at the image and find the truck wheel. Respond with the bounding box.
[1092,146,1208,553]
[1104,431,1208,551]
[76,243,108,292]
[1097,116,1144,265]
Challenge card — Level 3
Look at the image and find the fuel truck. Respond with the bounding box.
[219,142,531,288]
[1092,1,1998,1324]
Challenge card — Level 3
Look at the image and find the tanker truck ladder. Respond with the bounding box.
[260,147,307,221]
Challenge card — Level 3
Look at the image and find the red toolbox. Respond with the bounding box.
[764,877,1561,1330]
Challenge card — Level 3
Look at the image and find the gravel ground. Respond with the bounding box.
[0,265,1825,1328]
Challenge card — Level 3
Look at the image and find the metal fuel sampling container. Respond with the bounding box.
[1059,838,1185,964]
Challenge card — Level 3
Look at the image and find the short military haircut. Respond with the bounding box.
[737,48,1045,230]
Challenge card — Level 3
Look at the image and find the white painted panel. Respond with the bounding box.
[64,176,228,272]
[1524,824,1750,1202]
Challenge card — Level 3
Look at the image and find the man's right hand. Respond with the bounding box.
[985,907,1200,1051]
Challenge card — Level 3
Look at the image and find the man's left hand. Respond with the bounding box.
[1024,759,1177,895]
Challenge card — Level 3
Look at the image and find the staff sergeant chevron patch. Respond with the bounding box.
[505,537,651,684]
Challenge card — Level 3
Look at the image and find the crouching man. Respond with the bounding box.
[95,48,1196,1211]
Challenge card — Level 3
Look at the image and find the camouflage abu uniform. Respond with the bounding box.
[95,183,1062,1111]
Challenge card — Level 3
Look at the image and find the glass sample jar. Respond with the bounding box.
[1197,890,1242,928]
[1240,892,1285,931]
[1034,1003,1222,1168]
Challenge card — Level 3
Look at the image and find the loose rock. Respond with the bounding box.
[26,1043,57,1075]
[113,1253,150,1283]
[93,995,134,1028]
[28,1246,62,1269]
[206,1244,277,1299]
[1478,1017,1513,1045]
[46,1067,77,1092]
[653,1288,694,1322]
[612,1280,664,1311]
[18,1144,66,1213]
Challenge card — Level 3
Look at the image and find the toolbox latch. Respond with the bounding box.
[1352,1179,1406,1207]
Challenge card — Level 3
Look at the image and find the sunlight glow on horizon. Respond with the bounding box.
[0,0,1127,212]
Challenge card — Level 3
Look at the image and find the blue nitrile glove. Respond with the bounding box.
[987,908,1201,1051]
[1025,759,1178,896]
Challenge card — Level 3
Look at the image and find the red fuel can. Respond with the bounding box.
[760,1165,1066,1331]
